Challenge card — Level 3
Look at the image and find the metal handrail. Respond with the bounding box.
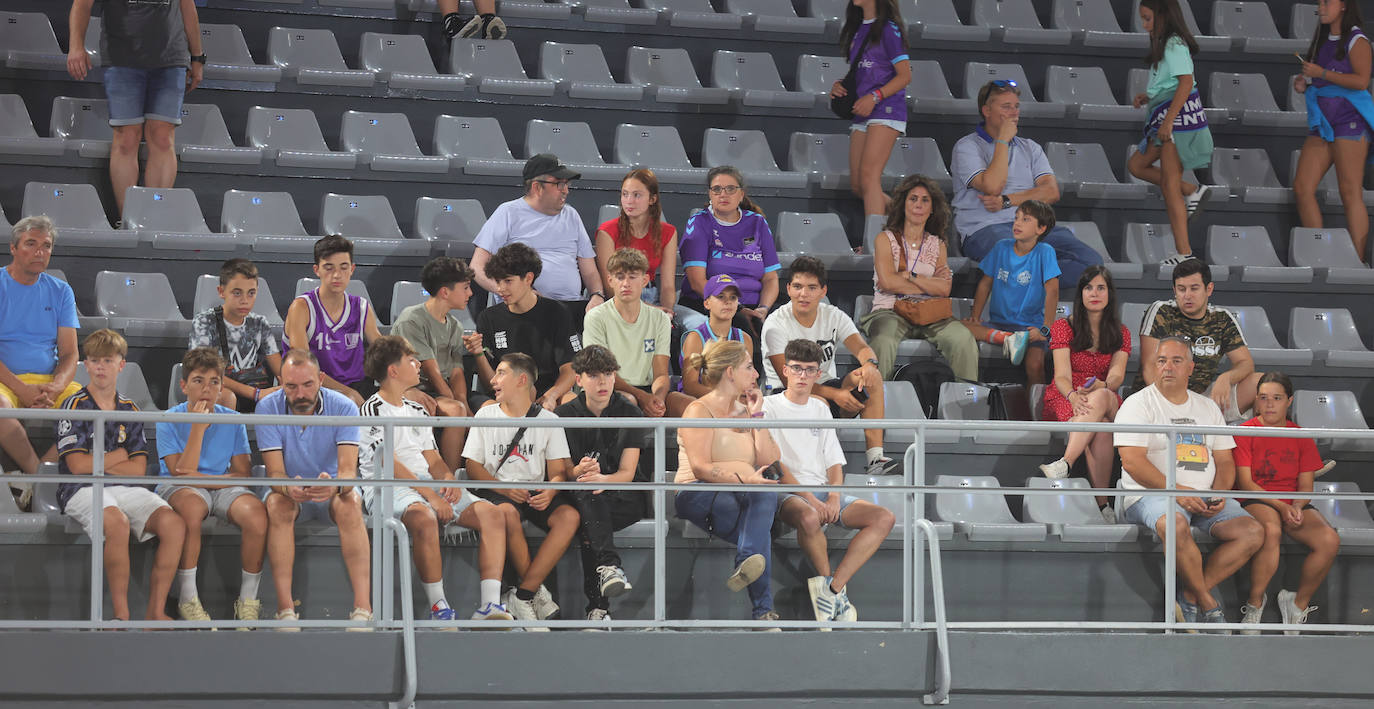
[914,518,950,706]
[384,517,417,709]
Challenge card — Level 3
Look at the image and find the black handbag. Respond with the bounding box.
[829,61,859,119]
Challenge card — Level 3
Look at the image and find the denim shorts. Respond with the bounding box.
[1123,494,1251,536]
[103,65,187,126]
[783,492,860,529]
[850,118,907,136]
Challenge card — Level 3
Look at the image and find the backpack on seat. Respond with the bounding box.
[893,360,955,419]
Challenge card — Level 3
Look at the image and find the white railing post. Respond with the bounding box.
[653,423,667,625]
[89,422,105,625]
[1164,425,1177,634]
[378,423,394,625]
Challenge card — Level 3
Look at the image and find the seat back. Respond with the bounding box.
[712,50,788,91]
[775,212,850,254]
[1291,4,1319,40]
[0,94,40,139]
[1290,227,1360,268]
[1228,304,1283,349]
[539,41,617,83]
[1312,481,1374,528]
[908,60,959,100]
[1131,0,1203,36]
[1292,390,1369,429]
[448,39,531,79]
[433,115,515,160]
[121,186,211,234]
[883,379,927,420]
[295,278,374,302]
[1211,0,1281,39]
[221,189,308,236]
[22,182,111,230]
[193,274,285,325]
[1059,221,1112,262]
[268,27,350,71]
[1209,72,1281,112]
[1289,307,1368,351]
[526,119,607,164]
[805,0,846,21]
[883,137,949,179]
[726,0,801,17]
[175,103,236,149]
[938,381,990,420]
[0,11,60,54]
[1206,225,1283,267]
[340,110,423,156]
[246,106,331,152]
[901,0,962,25]
[1211,148,1282,188]
[391,281,429,323]
[1045,142,1123,184]
[933,475,1018,524]
[1050,0,1123,31]
[1045,65,1120,105]
[1123,223,1176,263]
[1024,477,1104,524]
[787,132,849,174]
[320,194,403,239]
[796,55,848,94]
[95,271,185,320]
[971,0,1044,29]
[1122,301,1150,334]
[640,0,715,12]
[613,124,694,168]
[50,97,112,142]
[199,23,259,66]
[359,32,438,73]
[168,363,186,407]
[414,197,486,241]
[626,46,706,89]
[74,361,160,411]
[703,128,781,170]
[964,62,1039,101]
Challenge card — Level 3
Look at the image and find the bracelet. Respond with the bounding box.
[253,388,260,402]
[750,411,765,418]
[590,291,606,301]
[995,138,1010,146]
[872,88,883,101]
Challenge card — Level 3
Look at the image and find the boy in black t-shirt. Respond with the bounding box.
[466,243,581,411]
[554,345,648,622]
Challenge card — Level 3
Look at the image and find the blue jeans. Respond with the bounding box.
[102,66,187,126]
[675,486,778,617]
[960,222,1102,288]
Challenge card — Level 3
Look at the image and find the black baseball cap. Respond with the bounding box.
[523,153,581,182]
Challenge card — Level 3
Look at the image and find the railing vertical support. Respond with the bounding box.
[653,424,666,624]
[1164,425,1177,634]
[915,519,951,705]
[90,423,105,625]
[384,518,417,709]
[378,423,394,625]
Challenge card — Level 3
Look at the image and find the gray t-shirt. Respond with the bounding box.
[391,303,465,394]
[101,0,190,69]
[949,129,1055,241]
[473,198,594,303]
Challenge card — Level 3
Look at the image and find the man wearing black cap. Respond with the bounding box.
[470,154,604,323]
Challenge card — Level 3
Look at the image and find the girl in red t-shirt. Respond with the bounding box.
[594,169,678,315]
[1038,266,1130,516]
[1233,371,1340,633]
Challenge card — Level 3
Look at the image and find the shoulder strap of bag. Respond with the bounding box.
[493,403,543,477]
[212,306,232,360]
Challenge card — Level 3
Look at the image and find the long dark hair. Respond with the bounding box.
[1141,0,1199,66]
[883,174,949,241]
[839,0,907,59]
[1305,0,1366,62]
[615,168,664,256]
[1069,265,1123,354]
[704,166,765,217]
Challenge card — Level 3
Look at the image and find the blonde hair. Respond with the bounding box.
[82,329,128,359]
[684,340,749,387]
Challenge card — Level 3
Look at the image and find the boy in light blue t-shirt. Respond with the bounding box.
[962,200,1061,385]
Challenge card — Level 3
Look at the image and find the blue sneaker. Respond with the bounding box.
[430,601,456,622]
[1175,598,1198,634]
[471,601,513,622]
[1004,330,1029,366]
[1199,605,1231,634]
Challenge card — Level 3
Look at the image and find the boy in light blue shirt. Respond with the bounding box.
[962,200,1061,386]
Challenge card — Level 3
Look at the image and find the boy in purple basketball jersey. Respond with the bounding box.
[284,236,383,407]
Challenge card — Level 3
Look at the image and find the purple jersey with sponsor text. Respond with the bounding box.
[849,19,909,125]
[1311,27,1372,138]
[680,209,780,305]
[292,289,368,385]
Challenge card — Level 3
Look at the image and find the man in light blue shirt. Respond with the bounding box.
[256,350,372,628]
[950,80,1101,288]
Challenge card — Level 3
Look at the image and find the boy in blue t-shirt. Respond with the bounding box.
[963,200,1061,385]
[156,347,266,625]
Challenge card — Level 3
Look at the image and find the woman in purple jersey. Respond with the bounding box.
[830,0,910,218]
[1293,0,1373,262]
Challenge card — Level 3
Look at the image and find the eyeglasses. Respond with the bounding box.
[990,79,1018,88]
[784,363,822,377]
[708,185,741,195]
[535,179,571,190]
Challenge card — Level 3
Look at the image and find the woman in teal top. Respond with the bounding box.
[1125,0,1215,266]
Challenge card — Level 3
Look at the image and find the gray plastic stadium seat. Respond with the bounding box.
[221,189,309,237]
[168,363,186,407]
[0,477,45,532]
[702,129,807,189]
[572,0,659,25]
[937,382,1051,446]
[1290,227,1374,286]
[1291,4,1319,40]
[1288,147,1348,206]
[787,132,850,189]
[414,197,486,243]
[321,194,404,240]
[900,0,991,42]
[1126,67,1230,126]
[843,473,952,541]
[121,186,211,236]
[1122,301,1148,362]
[885,380,959,444]
[711,51,813,109]
[1058,221,1143,281]
[932,475,1048,541]
[43,269,108,331]
[1210,148,1288,204]
[49,96,112,158]
[612,124,707,184]
[390,281,429,325]
[1212,1,1306,53]
[433,115,523,177]
[74,361,160,412]
[1045,66,1144,122]
[95,270,190,341]
[796,55,848,107]
[641,0,744,30]
[22,182,112,231]
[1229,304,1313,367]
[1124,144,1206,197]
[1130,0,1231,52]
[448,39,556,97]
[194,274,284,325]
[860,216,885,255]
[723,0,826,34]
[525,119,629,181]
[0,203,7,232]
[539,42,643,101]
[1045,142,1149,200]
[907,60,975,115]
[198,23,283,83]
[340,110,449,174]
[0,94,65,156]
[970,0,1071,45]
[1050,0,1148,48]
[626,46,729,105]
[1292,390,1374,453]
[1208,72,1304,128]
[246,106,357,170]
[267,27,375,87]
[1206,225,1312,283]
[1024,478,1139,542]
[963,63,1066,119]
[175,103,265,166]
[1123,222,1176,265]
[1311,482,1374,545]
[1289,307,1374,368]
[358,32,463,92]
[883,137,952,191]
[805,0,846,22]
[0,12,91,72]
[775,212,850,255]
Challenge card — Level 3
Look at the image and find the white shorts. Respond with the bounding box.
[65,486,171,542]
[850,118,907,136]
[158,484,260,521]
[367,485,479,521]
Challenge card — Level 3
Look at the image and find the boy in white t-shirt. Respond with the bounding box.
[765,339,895,625]
[359,336,516,623]
[463,353,581,626]
[761,256,897,476]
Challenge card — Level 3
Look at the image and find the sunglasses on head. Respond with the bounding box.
[990,78,1018,88]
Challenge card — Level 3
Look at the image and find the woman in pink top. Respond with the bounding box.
[594,169,679,314]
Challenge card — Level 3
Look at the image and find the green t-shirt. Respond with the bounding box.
[391,303,464,394]
[581,300,671,387]
[1146,35,1193,101]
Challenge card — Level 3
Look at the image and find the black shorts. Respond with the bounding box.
[472,488,574,530]
[821,371,864,419]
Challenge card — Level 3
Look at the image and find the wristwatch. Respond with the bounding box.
[190,54,207,64]
[1038,326,1051,338]
[866,358,880,367]
[1001,195,1012,210]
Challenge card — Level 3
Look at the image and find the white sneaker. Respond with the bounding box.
[1159,253,1193,267]
[1185,184,1212,219]
[1314,459,1336,478]
[754,609,783,632]
[533,584,560,620]
[806,575,839,623]
[1003,330,1029,365]
[274,608,300,632]
[1039,458,1069,480]
[583,607,611,631]
[727,553,766,592]
[233,598,261,631]
[471,601,513,622]
[1239,595,1266,635]
[503,588,545,631]
[1099,505,1117,525]
[1277,589,1315,635]
[596,565,632,598]
[347,607,374,632]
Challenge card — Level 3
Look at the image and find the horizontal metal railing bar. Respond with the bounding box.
[931,621,1374,633]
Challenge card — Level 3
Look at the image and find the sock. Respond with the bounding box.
[480,578,502,606]
[866,447,884,464]
[986,329,1010,345]
[422,580,446,607]
[176,568,198,601]
[239,570,261,602]
[515,587,535,602]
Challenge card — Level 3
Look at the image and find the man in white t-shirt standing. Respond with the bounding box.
[468,154,605,321]
[1115,336,1262,631]
[766,339,895,625]
[762,256,896,475]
